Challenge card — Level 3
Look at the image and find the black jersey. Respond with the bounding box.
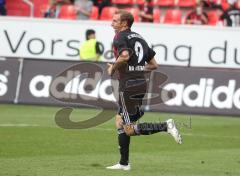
[221,7,240,27]
[113,29,156,91]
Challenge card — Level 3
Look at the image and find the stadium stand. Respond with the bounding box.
[153,8,161,22]
[124,7,140,21]
[221,0,230,10]
[100,6,118,20]
[58,5,77,19]
[112,0,134,5]
[177,0,197,7]
[34,4,49,17]
[163,9,182,24]
[90,6,99,20]
[134,0,145,5]
[207,10,219,25]
[33,0,48,17]
[4,0,236,26]
[154,0,175,7]
[6,0,31,16]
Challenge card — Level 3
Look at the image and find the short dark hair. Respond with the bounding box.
[86,29,95,40]
[115,10,134,28]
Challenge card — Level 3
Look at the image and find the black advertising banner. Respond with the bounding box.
[18,59,118,109]
[0,58,20,103]
[6,58,240,116]
[150,67,240,116]
[18,59,74,106]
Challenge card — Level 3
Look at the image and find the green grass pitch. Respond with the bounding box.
[0,104,240,176]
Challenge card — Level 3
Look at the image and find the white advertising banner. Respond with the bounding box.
[0,17,240,68]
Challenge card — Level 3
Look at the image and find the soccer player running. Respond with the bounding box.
[106,10,182,171]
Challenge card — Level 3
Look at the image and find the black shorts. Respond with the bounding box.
[118,91,145,123]
[118,79,147,124]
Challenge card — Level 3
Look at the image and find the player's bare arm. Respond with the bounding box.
[107,50,130,76]
[145,57,158,71]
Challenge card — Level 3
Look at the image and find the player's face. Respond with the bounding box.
[111,14,123,33]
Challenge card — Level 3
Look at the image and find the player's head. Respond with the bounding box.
[86,29,96,40]
[111,10,134,33]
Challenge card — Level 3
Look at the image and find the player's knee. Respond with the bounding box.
[123,125,136,136]
[115,116,123,129]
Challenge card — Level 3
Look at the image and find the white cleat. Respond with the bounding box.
[106,163,131,171]
[166,119,182,144]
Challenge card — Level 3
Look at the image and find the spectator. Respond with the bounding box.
[139,0,153,22]
[98,0,111,18]
[186,2,209,25]
[0,0,6,16]
[213,5,224,26]
[91,0,99,6]
[74,0,93,20]
[44,0,73,18]
[80,29,104,61]
[203,0,220,8]
[221,0,240,26]
[91,0,111,17]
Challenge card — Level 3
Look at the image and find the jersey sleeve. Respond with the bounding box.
[146,47,156,63]
[114,33,129,56]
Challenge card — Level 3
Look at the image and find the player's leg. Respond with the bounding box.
[106,114,131,170]
[121,91,182,144]
[120,90,166,135]
[123,120,182,144]
[116,114,130,166]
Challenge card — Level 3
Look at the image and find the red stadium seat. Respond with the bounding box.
[6,0,31,16]
[154,0,175,7]
[112,0,134,5]
[221,0,230,11]
[124,8,140,22]
[33,0,49,17]
[153,8,160,23]
[90,6,99,20]
[33,0,49,7]
[163,9,182,24]
[134,0,145,5]
[100,7,118,21]
[34,4,50,17]
[177,0,197,7]
[207,10,219,25]
[59,5,77,20]
[6,9,28,16]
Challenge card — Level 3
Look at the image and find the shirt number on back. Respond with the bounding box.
[134,41,144,63]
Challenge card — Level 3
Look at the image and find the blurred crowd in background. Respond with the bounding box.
[1,0,240,26]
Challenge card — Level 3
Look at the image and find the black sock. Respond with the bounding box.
[118,129,130,165]
[135,122,167,135]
